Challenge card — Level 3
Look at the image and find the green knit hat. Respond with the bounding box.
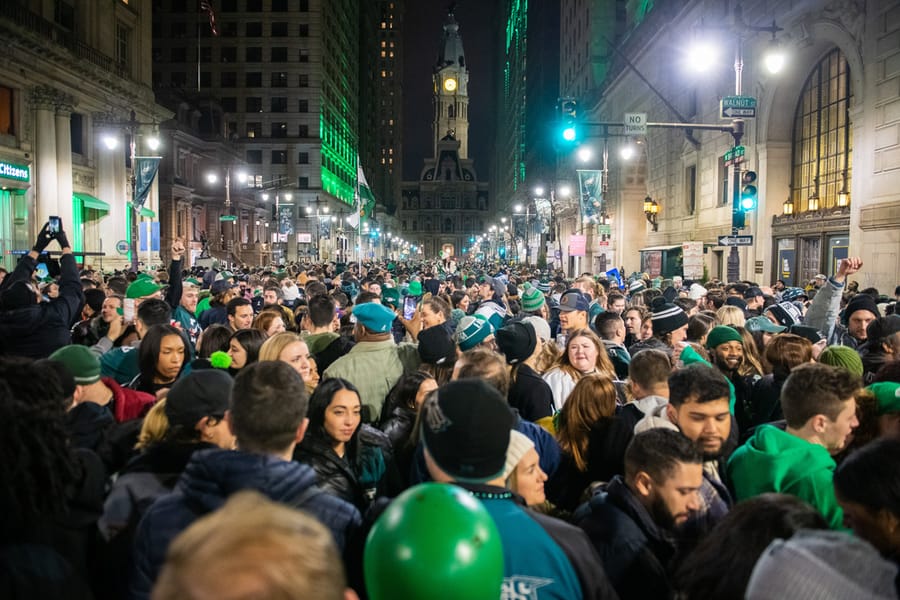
[706,325,743,349]
[49,344,101,385]
[818,346,864,378]
[868,382,900,415]
[455,315,493,351]
[520,283,545,312]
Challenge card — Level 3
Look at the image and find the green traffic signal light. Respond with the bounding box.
[740,171,758,212]
[562,126,577,142]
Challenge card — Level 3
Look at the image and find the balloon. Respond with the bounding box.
[364,483,504,600]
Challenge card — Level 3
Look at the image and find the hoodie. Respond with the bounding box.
[727,424,843,529]
[130,448,362,600]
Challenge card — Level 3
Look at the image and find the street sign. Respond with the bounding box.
[718,235,754,246]
[624,113,647,135]
[720,96,757,119]
[219,215,237,222]
[597,225,612,235]
[723,145,745,167]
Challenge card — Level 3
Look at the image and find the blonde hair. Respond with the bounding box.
[152,491,346,600]
[533,340,561,374]
[716,305,746,328]
[258,331,304,363]
[135,399,169,450]
[556,374,618,471]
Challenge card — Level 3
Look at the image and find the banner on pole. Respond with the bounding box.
[577,169,603,224]
[134,157,161,209]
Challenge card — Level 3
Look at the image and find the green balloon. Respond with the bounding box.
[364,483,504,600]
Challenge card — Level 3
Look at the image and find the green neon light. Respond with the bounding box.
[72,196,83,254]
[0,160,30,182]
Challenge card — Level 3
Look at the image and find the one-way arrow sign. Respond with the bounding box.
[722,107,756,118]
[718,235,754,246]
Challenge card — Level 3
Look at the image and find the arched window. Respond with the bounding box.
[790,48,852,212]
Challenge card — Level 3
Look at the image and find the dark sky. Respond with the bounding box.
[402,0,497,181]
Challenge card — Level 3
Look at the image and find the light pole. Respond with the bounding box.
[207,166,248,264]
[514,203,533,265]
[100,111,162,272]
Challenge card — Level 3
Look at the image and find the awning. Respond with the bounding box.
[73,192,110,213]
[639,244,682,252]
[140,207,156,219]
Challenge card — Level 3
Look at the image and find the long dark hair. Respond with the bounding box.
[229,328,267,367]
[0,358,78,537]
[381,370,433,424]
[138,324,189,388]
[674,493,827,599]
[305,378,362,463]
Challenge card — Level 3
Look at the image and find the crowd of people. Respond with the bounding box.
[2,220,900,599]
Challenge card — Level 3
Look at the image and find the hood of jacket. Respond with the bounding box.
[729,424,835,496]
[634,401,679,435]
[304,331,340,354]
[176,448,318,515]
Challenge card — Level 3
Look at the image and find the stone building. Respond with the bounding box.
[556,0,899,290]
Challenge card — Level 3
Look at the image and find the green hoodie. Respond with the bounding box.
[304,331,340,355]
[727,424,844,530]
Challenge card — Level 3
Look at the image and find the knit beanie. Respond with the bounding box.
[629,280,646,294]
[495,321,537,365]
[501,430,535,480]
[746,530,898,600]
[455,315,493,351]
[706,325,743,349]
[817,345,863,377]
[417,325,457,365]
[688,283,708,300]
[1,281,36,309]
[650,296,688,336]
[536,280,551,294]
[520,283,546,313]
[843,294,881,325]
[84,288,106,314]
[766,301,803,327]
[49,344,101,385]
[522,316,551,342]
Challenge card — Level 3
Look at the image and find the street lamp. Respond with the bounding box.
[98,110,163,272]
[643,196,660,232]
[207,166,249,262]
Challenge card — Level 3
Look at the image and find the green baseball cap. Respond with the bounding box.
[869,382,900,415]
[126,278,165,299]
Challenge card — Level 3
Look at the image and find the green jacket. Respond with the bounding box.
[305,331,340,355]
[727,424,844,529]
[322,339,420,420]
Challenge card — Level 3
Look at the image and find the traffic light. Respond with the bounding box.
[557,98,578,147]
[740,171,758,211]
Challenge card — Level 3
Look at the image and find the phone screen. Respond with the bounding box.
[403,296,417,320]
[48,216,60,234]
[35,263,49,280]
[123,298,136,322]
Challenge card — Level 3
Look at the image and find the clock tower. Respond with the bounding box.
[433,6,469,159]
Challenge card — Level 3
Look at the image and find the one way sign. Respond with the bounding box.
[718,235,753,246]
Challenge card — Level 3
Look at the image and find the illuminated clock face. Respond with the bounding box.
[444,78,457,92]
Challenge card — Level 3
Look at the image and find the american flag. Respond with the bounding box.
[200,0,218,36]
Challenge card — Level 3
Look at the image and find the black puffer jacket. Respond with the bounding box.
[0,253,83,358]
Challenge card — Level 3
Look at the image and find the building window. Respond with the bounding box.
[170,47,187,63]
[246,0,262,11]
[271,72,288,87]
[221,0,237,10]
[245,47,263,62]
[271,97,287,113]
[245,72,262,87]
[685,165,697,215]
[221,22,238,36]
[247,150,263,164]
[272,0,288,11]
[299,24,310,37]
[272,22,289,36]
[171,72,187,87]
[298,124,309,137]
[54,0,75,30]
[298,177,309,188]
[300,0,309,11]
[719,156,729,207]
[0,85,14,136]
[221,72,237,87]
[271,150,287,164]
[116,23,131,69]
[245,97,262,112]
[271,123,287,138]
[70,112,84,155]
[298,152,309,164]
[199,47,212,63]
[246,123,261,138]
[790,48,853,213]
[298,74,310,87]
[220,47,237,62]
[271,47,288,63]
[298,99,309,112]
[299,49,310,63]
[199,71,212,87]
[245,22,262,37]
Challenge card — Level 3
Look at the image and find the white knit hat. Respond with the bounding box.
[746,530,898,600]
[522,316,551,342]
[501,430,535,481]
[688,283,708,300]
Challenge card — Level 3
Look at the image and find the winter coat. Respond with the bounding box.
[739,373,786,439]
[130,448,362,600]
[509,363,555,422]
[293,434,386,511]
[602,339,631,380]
[380,402,416,451]
[305,331,355,374]
[543,367,578,412]
[0,253,83,358]
[574,476,678,600]
[727,424,844,529]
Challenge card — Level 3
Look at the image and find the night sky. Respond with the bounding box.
[402,0,497,182]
